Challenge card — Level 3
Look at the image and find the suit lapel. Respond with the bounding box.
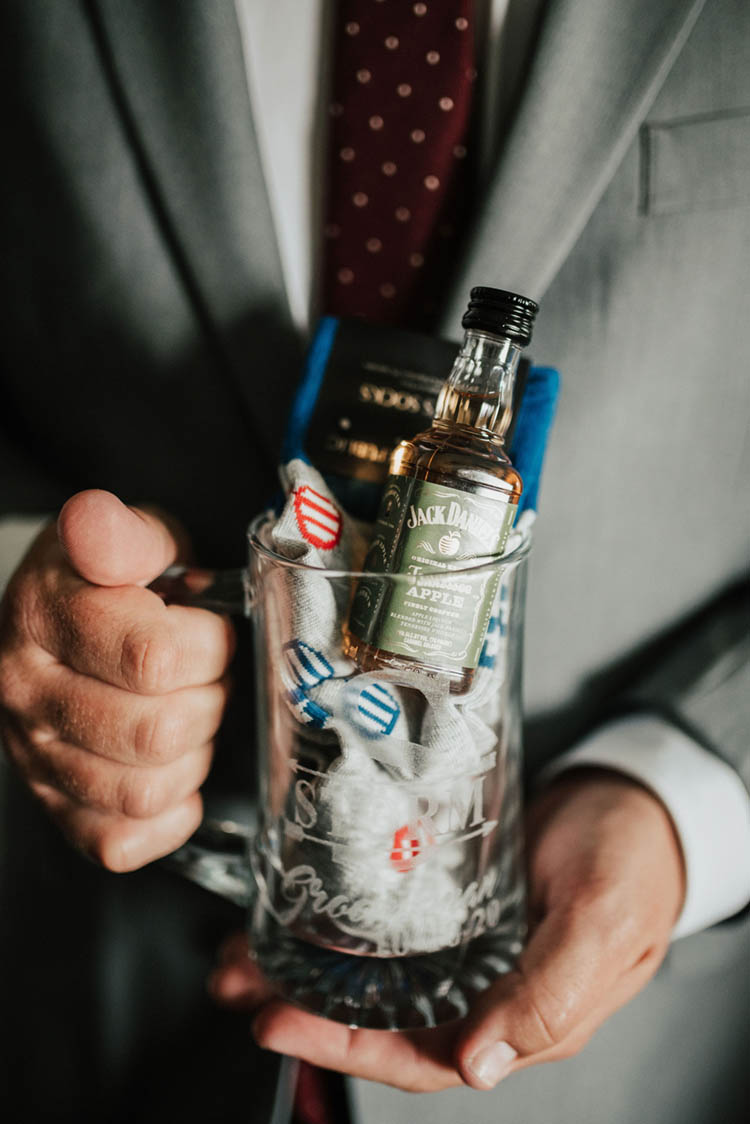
[443,0,707,326]
[87,0,302,458]
[88,0,707,385]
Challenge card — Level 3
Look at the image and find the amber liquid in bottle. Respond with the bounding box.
[344,330,524,694]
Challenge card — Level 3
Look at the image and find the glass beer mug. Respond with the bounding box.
[161,512,531,1030]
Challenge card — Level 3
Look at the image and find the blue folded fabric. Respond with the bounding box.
[282,316,559,520]
[509,365,560,516]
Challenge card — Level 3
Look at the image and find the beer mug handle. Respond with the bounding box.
[149,564,255,906]
[148,565,250,616]
[160,813,255,907]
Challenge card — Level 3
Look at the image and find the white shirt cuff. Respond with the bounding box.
[540,714,750,939]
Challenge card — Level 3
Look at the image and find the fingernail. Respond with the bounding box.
[467,1041,518,1087]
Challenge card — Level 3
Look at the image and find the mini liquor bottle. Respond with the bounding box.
[344,287,538,693]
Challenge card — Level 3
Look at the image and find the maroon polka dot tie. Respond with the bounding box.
[322,0,476,329]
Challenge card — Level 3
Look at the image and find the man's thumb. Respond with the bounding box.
[455,906,613,1089]
[58,490,187,587]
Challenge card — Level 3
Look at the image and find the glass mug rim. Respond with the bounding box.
[246,509,532,583]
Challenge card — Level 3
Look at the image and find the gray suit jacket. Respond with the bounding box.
[1,1,748,1121]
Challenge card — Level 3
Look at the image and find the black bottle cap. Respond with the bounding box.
[462,286,539,346]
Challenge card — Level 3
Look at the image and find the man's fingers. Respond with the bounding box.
[227,914,664,1095]
[0,494,226,874]
[252,1004,461,1093]
[208,965,276,1009]
[57,490,188,587]
[2,495,234,698]
[24,738,215,819]
[456,900,629,1089]
[27,668,230,765]
[33,582,236,692]
[208,939,277,1009]
[34,785,204,871]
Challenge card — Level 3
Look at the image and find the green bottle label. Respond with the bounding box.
[349,476,516,672]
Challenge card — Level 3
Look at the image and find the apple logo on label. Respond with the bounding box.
[438,531,460,557]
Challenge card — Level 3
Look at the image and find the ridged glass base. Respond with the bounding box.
[249,906,524,1030]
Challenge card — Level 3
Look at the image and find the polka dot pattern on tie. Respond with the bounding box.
[322,1,476,327]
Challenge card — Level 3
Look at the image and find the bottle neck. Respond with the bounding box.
[434,330,521,439]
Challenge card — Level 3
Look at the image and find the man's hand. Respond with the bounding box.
[0,490,235,871]
[210,770,685,1092]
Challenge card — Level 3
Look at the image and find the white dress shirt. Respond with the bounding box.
[234,0,750,938]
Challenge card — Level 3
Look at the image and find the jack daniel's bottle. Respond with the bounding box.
[344,287,538,693]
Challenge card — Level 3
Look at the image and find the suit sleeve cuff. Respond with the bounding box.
[540,715,750,939]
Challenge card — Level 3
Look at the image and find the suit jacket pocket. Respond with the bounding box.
[640,107,750,216]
